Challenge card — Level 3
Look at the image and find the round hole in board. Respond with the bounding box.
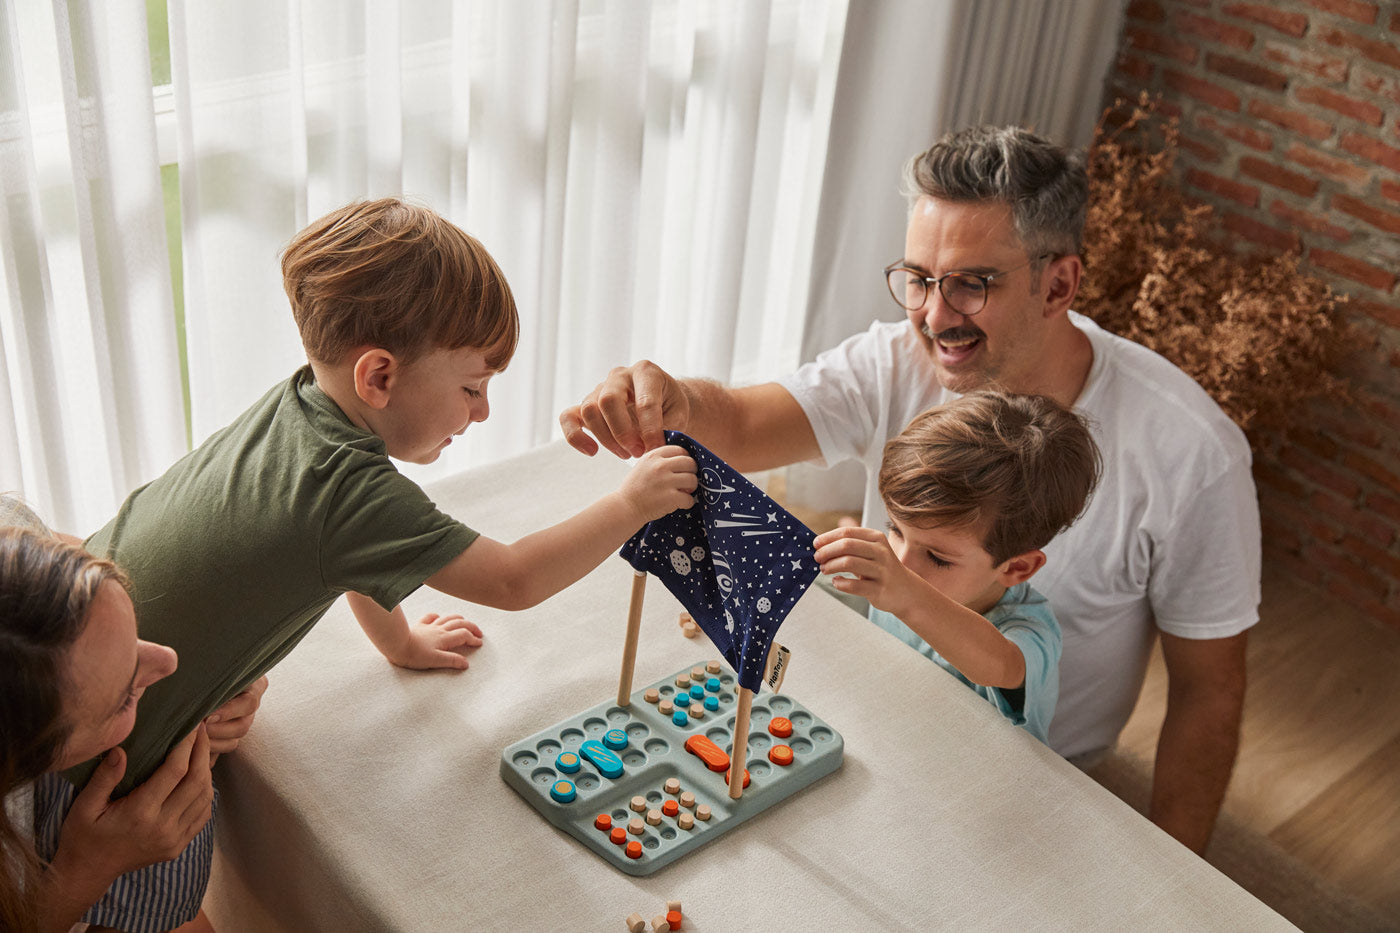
[531,767,556,785]
[536,740,561,756]
[719,692,734,704]
[577,774,600,790]
[623,751,645,767]
[750,761,771,778]
[791,738,813,754]
[612,808,630,821]
[642,836,661,850]
[583,717,607,734]
[627,722,649,740]
[660,826,676,840]
[769,697,792,713]
[644,739,669,755]
[559,728,584,747]
[748,733,772,750]
[790,712,812,728]
[512,751,537,768]
[660,685,675,697]
[606,706,630,724]
[705,727,729,744]
[810,726,833,743]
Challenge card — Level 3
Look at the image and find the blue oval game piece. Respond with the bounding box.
[689,684,705,700]
[672,709,689,727]
[706,677,721,693]
[703,695,719,711]
[555,752,581,773]
[578,740,625,778]
[549,779,577,803]
[602,728,628,751]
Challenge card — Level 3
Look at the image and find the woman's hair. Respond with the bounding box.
[879,391,1101,565]
[0,528,127,931]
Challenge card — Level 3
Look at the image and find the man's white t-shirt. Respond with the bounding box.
[779,311,1261,758]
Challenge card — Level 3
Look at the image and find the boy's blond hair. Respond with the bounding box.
[282,198,519,367]
[879,391,1101,564]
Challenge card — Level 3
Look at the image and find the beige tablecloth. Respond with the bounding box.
[205,441,1292,931]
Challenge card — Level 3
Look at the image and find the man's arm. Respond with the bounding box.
[559,361,820,472]
[1151,629,1248,853]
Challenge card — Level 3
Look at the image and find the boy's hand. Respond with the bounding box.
[813,526,926,619]
[386,612,485,671]
[53,724,214,888]
[618,444,698,525]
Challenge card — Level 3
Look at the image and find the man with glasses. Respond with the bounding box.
[560,125,1260,855]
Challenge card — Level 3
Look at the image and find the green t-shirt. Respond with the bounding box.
[71,367,477,795]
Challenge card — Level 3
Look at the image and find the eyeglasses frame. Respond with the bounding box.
[883,252,1055,316]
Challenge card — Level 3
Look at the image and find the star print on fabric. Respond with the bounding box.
[619,431,820,692]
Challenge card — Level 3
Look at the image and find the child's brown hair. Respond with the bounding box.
[282,198,519,368]
[878,391,1101,564]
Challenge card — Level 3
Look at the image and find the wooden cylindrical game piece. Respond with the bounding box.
[677,812,695,830]
[630,795,647,812]
[617,571,647,706]
[658,698,674,715]
[663,777,681,795]
[626,912,646,932]
[681,621,700,638]
[675,674,691,688]
[667,900,681,913]
[678,611,692,627]
[651,915,668,932]
[706,660,721,674]
[690,666,705,681]
[646,808,662,826]
[679,791,696,808]
[695,804,711,821]
[644,687,660,704]
[628,817,645,835]
[689,705,704,720]
[728,686,754,799]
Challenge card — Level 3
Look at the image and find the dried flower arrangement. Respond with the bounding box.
[1076,94,1356,444]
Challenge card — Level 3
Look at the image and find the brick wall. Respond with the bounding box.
[1101,0,1400,633]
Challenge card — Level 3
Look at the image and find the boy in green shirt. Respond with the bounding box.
[42,198,697,932]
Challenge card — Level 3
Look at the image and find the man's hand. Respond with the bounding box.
[559,361,691,459]
[204,675,269,760]
[386,612,485,671]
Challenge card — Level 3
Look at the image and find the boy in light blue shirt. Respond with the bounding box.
[814,391,1100,743]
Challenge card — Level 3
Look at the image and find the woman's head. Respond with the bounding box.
[0,528,177,781]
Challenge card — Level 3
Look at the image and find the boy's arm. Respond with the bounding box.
[426,446,697,610]
[346,592,483,670]
[813,527,1026,689]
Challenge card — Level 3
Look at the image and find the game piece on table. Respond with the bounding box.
[630,795,647,812]
[705,659,721,674]
[652,914,668,932]
[556,752,581,773]
[662,799,680,817]
[667,900,681,913]
[675,674,691,689]
[768,716,793,738]
[595,814,612,831]
[689,666,705,681]
[671,709,689,727]
[658,698,674,715]
[689,705,704,720]
[666,909,683,930]
[626,841,643,860]
[677,812,695,830]
[626,912,646,933]
[703,695,719,711]
[678,611,692,628]
[628,818,644,835]
[644,688,660,704]
[769,745,794,767]
[679,791,696,809]
[610,827,628,845]
[604,728,629,750]
[695,804,711,821]
[663,777,681,795]
[550,780,577,803]
[646,808,663,826]
[681,620,700,638]
[705,676,721,693]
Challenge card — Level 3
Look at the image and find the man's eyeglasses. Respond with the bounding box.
[883,253,1052,316]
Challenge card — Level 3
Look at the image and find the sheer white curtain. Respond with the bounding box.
[0,0,185,534]
[1,0,848,531]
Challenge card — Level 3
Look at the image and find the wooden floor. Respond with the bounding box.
[773,479,1400,925]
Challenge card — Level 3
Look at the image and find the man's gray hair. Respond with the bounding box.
[901,125,1088,258]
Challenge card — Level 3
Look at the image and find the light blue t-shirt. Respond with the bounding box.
[869,582,1061,744]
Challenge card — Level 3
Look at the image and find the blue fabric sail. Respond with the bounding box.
[620,431,820,691]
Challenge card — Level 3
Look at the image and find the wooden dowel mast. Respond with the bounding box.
[728,686,754,799]
[617,570,647,706]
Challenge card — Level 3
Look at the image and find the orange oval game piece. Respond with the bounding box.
[768,716,793,738]
[625,840,643,859]
[724,767,752,788]
[768,744,794,766]
[594,813,612,831]
[609,826,627,845]
[662,799,680,817]
[684,734,730,772]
